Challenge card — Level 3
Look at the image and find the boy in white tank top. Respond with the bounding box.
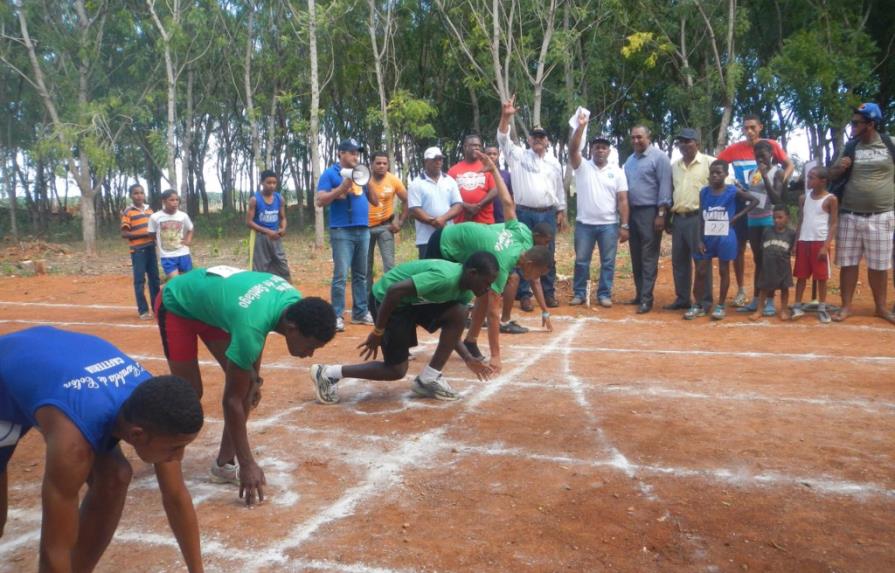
[792,166,839,322]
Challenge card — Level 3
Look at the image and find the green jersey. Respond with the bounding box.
[372,259,473,307]
[439,219,533,293]
[162,267,301,369]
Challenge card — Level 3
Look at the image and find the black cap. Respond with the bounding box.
[338,138,364,152]
[589,135,611,146]
[529,126,548,137]
[674,128,700,142]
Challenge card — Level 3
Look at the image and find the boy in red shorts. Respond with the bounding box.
[792,166,839,323]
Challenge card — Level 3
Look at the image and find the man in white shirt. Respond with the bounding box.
[408,147,463,259]
[568,110,630,307]
[497,95,566,310]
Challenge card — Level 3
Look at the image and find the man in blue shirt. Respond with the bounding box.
[0,327,204,572]
[317,138,380,332]
[623,125,673,313]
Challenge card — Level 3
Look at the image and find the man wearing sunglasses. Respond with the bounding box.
[830,102,895,323]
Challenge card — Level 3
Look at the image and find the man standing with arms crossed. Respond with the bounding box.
[408,147,463,258]
[623,125,672,314]
[497,95,566,310]
[366,151,408,286]
[449,134,499,224]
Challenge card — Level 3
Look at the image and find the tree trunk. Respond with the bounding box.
[368,0,393,160]
[181,66,196,216]
[4,155,17,241]
[308,0,324,247]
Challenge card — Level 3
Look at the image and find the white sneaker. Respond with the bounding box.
[139,311,153,320]
[309,364,340,404]
[351,312,375,325]
[412,374,460,401]
[335,317,345,332]
[209,460,239,485]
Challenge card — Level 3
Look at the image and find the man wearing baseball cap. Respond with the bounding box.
[317,138,380,332]
[667,127,716,314]
[407,146,463,258]
[830,102,895,323]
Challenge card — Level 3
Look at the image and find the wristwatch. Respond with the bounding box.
[620,223,630,230]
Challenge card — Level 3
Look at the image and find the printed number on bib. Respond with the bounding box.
[705,220,730,237]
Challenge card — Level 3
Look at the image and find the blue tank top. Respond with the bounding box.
[253,191,282,232]
[700,184,738,237]
[0,327,152,451]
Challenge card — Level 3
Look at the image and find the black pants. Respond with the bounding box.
[629,206,661,306]
[671,212,712,308]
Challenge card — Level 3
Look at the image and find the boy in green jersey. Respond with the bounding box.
[424,151,553,374]
[309,252,499,403]
[156,266,336,506]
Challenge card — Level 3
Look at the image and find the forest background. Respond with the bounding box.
[1,0,892,253]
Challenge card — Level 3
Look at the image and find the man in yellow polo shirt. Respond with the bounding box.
[367,151,408,287]
[666,128,715,312]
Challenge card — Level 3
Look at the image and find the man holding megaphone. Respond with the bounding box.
[317,138,380,332]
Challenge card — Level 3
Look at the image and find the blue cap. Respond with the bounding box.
[855,102,882,122]
[338,138,364,152]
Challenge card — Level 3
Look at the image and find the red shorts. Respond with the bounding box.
[794,240,830,281]
[154,292,229,362]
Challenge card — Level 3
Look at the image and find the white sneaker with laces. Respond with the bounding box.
[309,364,340,404]
[412,374,460,401]
[209,460,239,485]
[351,312,375,325]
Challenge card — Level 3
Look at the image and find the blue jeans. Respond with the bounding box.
[573,222,619,300]
[131,246,160,315]
[516,206,557,299]
[330,226,370,319]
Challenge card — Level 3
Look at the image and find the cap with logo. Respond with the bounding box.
[588,135,611,146]
[529,126,548,138]
[855,102,882,122]
[338,138,364,152]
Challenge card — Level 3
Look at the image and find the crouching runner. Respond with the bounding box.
[155,266,335,506]
[310,252,499,403]
[0,327,204,572]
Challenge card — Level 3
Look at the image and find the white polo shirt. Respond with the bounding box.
[496,128,566,210]
[573,160,628,225]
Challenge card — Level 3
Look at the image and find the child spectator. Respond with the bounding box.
[148,189,194,278]
[247,170,291,281]
[751,206,796,321]
[120,184,160,319]
[792,166,839,323]
[686,160,758,320]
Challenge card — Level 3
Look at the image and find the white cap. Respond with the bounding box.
[423,146,444,160]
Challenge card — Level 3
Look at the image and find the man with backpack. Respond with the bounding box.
[830,102,895,323]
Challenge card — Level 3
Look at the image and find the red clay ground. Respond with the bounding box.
[1,244,894,572]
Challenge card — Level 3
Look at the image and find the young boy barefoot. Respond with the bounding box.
[751,206,796,321]
[686,160,758,320]
[792,166,839,323]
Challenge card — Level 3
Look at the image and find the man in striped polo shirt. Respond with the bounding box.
[120,184,159,319]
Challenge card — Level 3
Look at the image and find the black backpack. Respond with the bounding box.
[830,132,895,201]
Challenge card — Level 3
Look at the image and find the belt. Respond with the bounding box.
[841,209,890,217]
[672,210,699,217]
[517,205,555,213]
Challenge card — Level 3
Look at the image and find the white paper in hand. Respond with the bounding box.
[568,106,591,151]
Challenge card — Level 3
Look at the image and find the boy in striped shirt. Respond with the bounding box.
[120,184,160,319]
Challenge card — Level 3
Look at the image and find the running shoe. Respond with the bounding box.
[139,311,153,320]
[309,364,340,404]
[351,312,375,325]
[683,306,706,320]
[598,297,613,308]
[732,290,747,307]
[499,320,529,334]
[736,299,758,313]
[335,317,345,332]
[569,295,585,306]
[790,306,806,320]
[762,301,776,317]
[209,460,239,485]
[711,304,726,321]
[412,375,460,401]
[817,308,832,324]
[463,340,485,360]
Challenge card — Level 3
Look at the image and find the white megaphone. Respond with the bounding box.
[340,165,371,194]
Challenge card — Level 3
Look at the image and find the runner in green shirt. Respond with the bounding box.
[423,150,553,374]
[156,266,336,506]
[309,253,499,403]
